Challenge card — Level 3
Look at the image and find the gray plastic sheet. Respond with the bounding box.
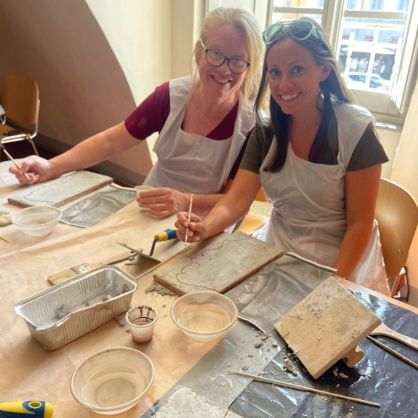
[143,254,417,418]
[60,184,136,227]
[143,255,332,417]
[229,292,418,418]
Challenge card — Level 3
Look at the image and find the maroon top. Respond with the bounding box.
[124,81,239,140]
[124,81,250,179]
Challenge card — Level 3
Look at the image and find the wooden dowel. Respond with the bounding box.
[367,335,418,369]
[185,193,193,245]
[2,148,31,182]
[231,371,380,408]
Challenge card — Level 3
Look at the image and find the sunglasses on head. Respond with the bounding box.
[263,18,322,45]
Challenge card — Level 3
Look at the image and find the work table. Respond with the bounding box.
[0,161,417,418]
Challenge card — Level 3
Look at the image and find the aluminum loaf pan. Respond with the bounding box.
[15,266,137,350]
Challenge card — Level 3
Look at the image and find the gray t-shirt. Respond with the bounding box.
[241,108,388,173]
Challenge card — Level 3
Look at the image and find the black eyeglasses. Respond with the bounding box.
[263,18,322,45]
[199,40,250,74]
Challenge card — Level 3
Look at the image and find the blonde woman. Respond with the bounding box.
[10,8,263,218]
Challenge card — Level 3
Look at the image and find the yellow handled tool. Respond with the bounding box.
[150,228,177,256]
[0,401,53,417]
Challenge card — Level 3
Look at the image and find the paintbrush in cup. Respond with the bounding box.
[2,148,31,182]
[185,193,193,245]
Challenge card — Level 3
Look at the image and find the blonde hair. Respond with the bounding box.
[193,7,263,104]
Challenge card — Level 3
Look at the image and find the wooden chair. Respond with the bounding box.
[375,178,418,300]
[0,74,40,156]
[236,187,269,235]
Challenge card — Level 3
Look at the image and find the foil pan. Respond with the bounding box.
[15,266,137,350]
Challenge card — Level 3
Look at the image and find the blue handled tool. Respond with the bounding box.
[149,228,177,256]
[0,401,53,418]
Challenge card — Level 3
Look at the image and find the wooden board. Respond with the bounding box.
[8,170,113,207]
[153,231,283,295]
[275,276,381,379]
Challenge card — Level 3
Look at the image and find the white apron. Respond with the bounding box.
[260,102,389,295]
[144,76,254,193]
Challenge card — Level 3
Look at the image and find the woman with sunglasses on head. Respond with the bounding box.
[9,8,263,218]
[177,17,390,294]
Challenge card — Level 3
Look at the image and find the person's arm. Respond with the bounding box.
[51,122,139,174]
[10,82,170,185]
[138,173,238,218]
[9,122,139,184]
[138,186,233,218]
[175,169,261,241]
[334,164,381,278]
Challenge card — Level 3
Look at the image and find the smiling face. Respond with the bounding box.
[197,23,249,103]
[266,38,330,118]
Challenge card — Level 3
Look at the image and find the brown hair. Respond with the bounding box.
[255,17,353,171]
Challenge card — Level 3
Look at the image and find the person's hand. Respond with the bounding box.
[137,187,188,218]
[8,155,56,185]
[175,211,209,243]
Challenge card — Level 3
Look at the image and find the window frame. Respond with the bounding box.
[206,0,418,124]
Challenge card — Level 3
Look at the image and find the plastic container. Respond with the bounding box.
[171,291,238,342]
[15,266,137,350]
[71,347,154,415]
[12,205,61,237]
[126,305,158,344]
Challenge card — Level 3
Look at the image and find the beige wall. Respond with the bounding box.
[0,0,177,183]
[390,79,418,298]
[85,0,172,169]
[0,0,204,180]
[391,80,418,199]
[85,0,203,167]
[376,127,400,179]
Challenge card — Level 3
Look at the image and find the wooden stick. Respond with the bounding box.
[367,335,418,369]
[231,371,380,408]
[2,148,31,182]
[184,193,193,245]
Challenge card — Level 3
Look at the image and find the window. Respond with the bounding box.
[206,0,418,124]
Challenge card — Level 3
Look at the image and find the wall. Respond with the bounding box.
[0,0,205,182]
[391,78,418,304]
[376,126,400,179]
[0,0,174,184]
[86,0,204,166]
[85,0,172,170]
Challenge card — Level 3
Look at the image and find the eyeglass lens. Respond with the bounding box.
[204,49,248,73]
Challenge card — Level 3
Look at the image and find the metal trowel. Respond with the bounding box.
[47,243,160,285]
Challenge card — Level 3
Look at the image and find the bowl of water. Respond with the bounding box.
[171,291,238,342]
[70,347,154,415]
[12,205,61,237]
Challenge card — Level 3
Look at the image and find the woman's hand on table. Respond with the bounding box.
[175,211,209,243]
[8,155,56,185]
[137,187,189,218]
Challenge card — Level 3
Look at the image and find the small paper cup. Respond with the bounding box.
[126,305,158,344]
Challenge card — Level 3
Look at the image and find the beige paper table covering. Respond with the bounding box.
[2,164,418,417]
[2,216,417,418]
[0,196,208,417]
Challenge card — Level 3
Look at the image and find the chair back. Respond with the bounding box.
[1,75,40,130]
[375,178,418,279]
[255,187,267,202]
